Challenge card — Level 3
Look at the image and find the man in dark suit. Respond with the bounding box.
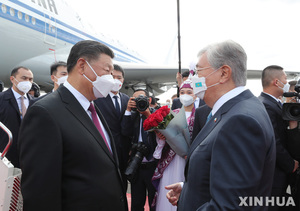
[122,89,157,211]
[258,65,298,211]
[191,104,211,141]
[29,61,68,107]
[18,40,128,211]
[94,64,130,189]
[0,66,34,168]
[166,40,276,210]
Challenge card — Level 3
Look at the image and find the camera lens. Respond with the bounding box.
[290,105,300,118]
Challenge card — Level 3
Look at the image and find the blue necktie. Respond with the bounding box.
[206,111,212,124]
[113,96,121,116]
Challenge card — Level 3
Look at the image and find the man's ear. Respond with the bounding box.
[9,76,15,84]
[148,97,152,104]
[219,65,232,84]
[77,58,86,75]
[50,75,55,83]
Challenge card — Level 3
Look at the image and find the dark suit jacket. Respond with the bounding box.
[0,88,33,167]
[121,111,157,160]
[171,97,205,110]
[258,92,294,189]
[94,92,130,173]
[178,90,276,211]
[18,85,128,211]
[28,92,51,107]
[191,104,212,141]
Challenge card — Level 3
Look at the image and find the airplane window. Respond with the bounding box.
[51,26,56,33]
[1,4,7,13]
[18,11,22,19]
[9,8,14,16]
[25,14,29,22]
[32,17,36,25]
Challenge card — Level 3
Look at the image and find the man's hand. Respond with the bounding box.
[166,182,182,206]
[126,97,136,112]
[155,131,166,140]
[176,72,183,87]
[140,108,151,117]
[289,120,298,129]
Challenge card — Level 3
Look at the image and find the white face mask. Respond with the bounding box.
[111,79,123,92]
[55,75,68,85]
[14,78,32,94]
[83,60,115,98]
[180,94,195,107]
[278,80,290,93]
[191,67,221,99]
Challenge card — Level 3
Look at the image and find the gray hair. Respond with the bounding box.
[198,40,247,86]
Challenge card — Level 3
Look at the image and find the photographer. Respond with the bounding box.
[258,65,298,211]
[283,79,300,210]
[121,88,157,211]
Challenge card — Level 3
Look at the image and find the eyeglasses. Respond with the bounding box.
[194,66,212,73]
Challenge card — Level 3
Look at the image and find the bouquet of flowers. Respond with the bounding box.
[143,106,191,157]
[143,106,174,131]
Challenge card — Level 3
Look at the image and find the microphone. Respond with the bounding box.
[283,92,298,97]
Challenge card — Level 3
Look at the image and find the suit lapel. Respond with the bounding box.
[95,105,120,165]
[58,86,116,164]
[187,90,254,162]
[6,88,21,118]
[261,92,282,110]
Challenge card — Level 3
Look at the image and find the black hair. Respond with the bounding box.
[134,88,149,97]
[114,64,125,78]
[11,66,29,77]
[182,70,190,78]
[67,40,115,73]
[50,61,67,75]
[261,65,284,88]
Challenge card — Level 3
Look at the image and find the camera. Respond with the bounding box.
[132,95,149,112]
[125,142,149,182]
[282,80,300,121]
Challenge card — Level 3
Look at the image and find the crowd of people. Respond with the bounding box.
[0,39,300,211]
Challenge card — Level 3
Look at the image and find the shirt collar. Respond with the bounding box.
[212,86,246,115]
[109,91,119,99]
[64,81,90,112]
[11,87,27,100]
[262,92,280,103]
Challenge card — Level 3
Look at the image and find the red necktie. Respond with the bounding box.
[88,103,112,154]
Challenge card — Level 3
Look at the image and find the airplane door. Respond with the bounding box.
[44,13,57,46]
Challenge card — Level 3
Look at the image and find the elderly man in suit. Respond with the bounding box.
[258,65,298,211]
[94,64,130,190]
[166,40,276,210]
[0,66,34,168]
[18,40,128,211]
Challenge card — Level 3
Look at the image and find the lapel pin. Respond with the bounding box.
[214,118,217,122]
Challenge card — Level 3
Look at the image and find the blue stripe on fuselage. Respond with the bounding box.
[1,0,146,63]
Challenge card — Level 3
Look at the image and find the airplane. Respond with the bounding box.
[0,0,299,97]
[0,0,187,96]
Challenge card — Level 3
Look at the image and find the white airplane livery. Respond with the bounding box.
[0,0,182,94]
[1,0,299,95]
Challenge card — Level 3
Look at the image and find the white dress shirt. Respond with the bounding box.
[212,86,246,116]
[11,88,29,115]
[109,92,121,111]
